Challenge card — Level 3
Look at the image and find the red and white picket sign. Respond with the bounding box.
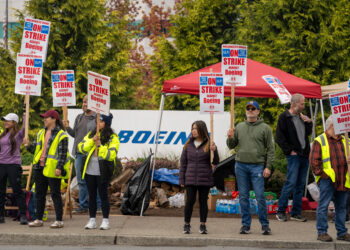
[199,72,224,114]
[20,18,51,62]
[221,44,247,87]
[87,71,110,115]
[51,70,76,107]
[15,53,43,96]
[262,75,291,104]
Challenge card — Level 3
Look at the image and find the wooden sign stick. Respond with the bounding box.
[25,94,30,140]
[94,113,100,157]
[230,84,235,129]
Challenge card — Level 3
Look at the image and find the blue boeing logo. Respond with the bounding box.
[118,130,191,145]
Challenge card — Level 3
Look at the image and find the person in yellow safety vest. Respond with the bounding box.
[78,113,119,230]
[310,115,350,242]
[23,110,70,229]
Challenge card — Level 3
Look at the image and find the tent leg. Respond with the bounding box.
[309,99,315,140]
[140,93,166,216]
[304,100,319,197]
[320,99,325,132]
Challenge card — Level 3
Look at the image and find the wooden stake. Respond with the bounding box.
[94,113,100,157]
[210,113,214,164]
[230,84,235,129]
[24,94,30,140]
[63,162,73,220]
[62,106,68,124]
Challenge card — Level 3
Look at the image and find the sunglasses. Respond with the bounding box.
[246,107,257,111]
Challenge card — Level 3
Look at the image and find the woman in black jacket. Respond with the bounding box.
[179,120,219,234]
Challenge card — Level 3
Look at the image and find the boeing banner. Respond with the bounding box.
[68,109,232,159]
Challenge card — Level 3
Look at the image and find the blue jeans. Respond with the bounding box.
[317,178,348,237]
[277,155,308,216]
[235,162,269,227]
[75,153,101,209]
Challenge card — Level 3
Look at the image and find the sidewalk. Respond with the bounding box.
[0,214,349,249]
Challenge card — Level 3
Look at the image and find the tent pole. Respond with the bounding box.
[309,99,315,140]
[320,99,326,132]
[140,93,166,216]
[304,100,319,197]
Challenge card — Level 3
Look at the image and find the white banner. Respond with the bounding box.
[262,75,291,104]
[68,109,232,159]
[222,44,247,86]
[87,71,110,115]
[15,53,43,96]
[20,18,51,62]
[199,72,224,114]
[51,70,76,107]
[329,90,350,135]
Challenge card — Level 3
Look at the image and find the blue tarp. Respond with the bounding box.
[153,168,179,185]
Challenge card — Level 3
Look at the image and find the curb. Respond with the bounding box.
[0,233,116,245]
[116,235,350,249]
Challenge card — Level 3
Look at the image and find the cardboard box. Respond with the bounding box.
[208,194,230,211]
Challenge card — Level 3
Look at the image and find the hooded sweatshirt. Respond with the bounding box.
[226,118,275,169]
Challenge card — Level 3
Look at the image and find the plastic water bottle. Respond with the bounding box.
[216,200,220,212]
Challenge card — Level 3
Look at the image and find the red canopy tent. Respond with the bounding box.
[146,60,323,214]
[162,59,322,99]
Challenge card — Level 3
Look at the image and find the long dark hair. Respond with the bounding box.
[89,123,115,145]
[0,122,20,155]
[56,118,66,131]
[184,120,210,152]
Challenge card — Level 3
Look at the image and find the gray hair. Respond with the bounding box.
[325,116,333,130]
[290,94,305,104]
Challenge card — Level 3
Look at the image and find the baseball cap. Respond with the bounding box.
[246,101,260,110]
[40,110,60,120]
[2,113,19,123]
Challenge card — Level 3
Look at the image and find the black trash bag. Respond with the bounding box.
[213,154,235,191]
[120,154,152,215]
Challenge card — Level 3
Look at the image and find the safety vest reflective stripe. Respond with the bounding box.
[106,147,117,161]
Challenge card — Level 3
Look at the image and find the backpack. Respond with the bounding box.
[25,191,36,221]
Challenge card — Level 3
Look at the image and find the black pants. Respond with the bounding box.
[85,174,109,219]
[34,168,62,221]
[0,164,27,216]
[184,185,210,223]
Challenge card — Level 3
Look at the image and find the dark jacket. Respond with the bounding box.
[179,138,219,186]
[276,109,312,158]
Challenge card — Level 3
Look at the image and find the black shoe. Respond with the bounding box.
[0,216,4,223]
[261,225,271,235]
[73,207,88,214]
[276,212,287,222]
[290,214,307,222]
[240,226,251,234]
[337,233,350,241]
[183,224,191,234]
[199,224,207,234]
[20,215,28,225]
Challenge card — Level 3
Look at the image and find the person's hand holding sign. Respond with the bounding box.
[93,134,101,148]
[227,128,235,138]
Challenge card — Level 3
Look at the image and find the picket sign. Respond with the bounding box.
[222,44,247,129]
[329,90,350,181]
[87,71,111,156]
[51,70,76,122]
[21,18,51,62]
[262,75,291,104]
[199,69,224,163]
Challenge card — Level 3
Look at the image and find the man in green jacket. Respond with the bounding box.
[227,101,275,235]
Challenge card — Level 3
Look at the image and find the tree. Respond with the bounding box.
[150,0,241,110]
[0,0,141,136]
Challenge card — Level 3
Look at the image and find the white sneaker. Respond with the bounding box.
[85,218,97,229]
[100,218,110,230]
[50,221,64,229]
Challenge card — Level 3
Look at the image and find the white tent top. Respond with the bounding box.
[321,81,347,99]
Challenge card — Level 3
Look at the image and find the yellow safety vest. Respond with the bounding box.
[314,133,350,188]
[33,128,71,179]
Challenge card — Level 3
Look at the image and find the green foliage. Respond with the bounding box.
[0,0,141,138]
[21,151,34,165]
[150,0,241,109]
